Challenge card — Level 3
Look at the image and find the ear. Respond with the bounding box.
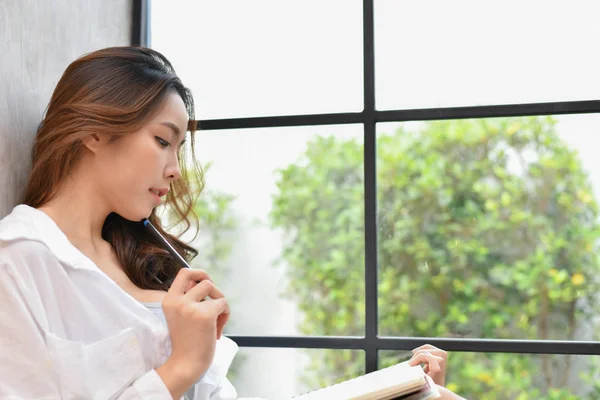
[81,132,109,153]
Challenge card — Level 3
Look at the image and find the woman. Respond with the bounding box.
[0,46,464,400]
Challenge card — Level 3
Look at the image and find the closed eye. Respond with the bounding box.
[155,136,170,148]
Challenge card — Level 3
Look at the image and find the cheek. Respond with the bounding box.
[133,142,164,175]
[100,141,160,193]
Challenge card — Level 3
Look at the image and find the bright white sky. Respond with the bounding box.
[151,0,600,119]
[150,0,600,200]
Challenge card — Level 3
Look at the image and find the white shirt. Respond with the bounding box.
[0,205,239,400]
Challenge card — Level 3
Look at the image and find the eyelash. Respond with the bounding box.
[155,136,170,148]
[156,136,187,153]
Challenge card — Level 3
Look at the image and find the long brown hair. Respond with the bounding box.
[23,46,202,290]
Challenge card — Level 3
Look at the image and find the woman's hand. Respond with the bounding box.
[408,344,448,386]
[157,268,230,399]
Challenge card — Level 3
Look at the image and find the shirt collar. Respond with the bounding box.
[0,204,99,271]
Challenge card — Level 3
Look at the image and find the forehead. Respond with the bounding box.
[149,91,189,131]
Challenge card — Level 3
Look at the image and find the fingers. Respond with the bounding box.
[200,297,230,339]
[169,268,212,295]
[412,344,447,364]
[413,344,437,352]
[184,279,198,294]
[164,268,230,339]
[413,344,447,357]
[182,280,230,337]
[408,351,444,374]
[216,305,230,339]
[184,279,225,302]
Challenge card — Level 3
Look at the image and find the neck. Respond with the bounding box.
[38,172,111,256]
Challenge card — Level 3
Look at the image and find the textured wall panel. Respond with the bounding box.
[0,0,132,217]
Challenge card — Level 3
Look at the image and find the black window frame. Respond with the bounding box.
[134,0,600,375]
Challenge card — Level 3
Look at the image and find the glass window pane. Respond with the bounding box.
[380,350,598,399]
[187,124,364,336]
[375,0,600,110]
[231,348,364,399]
[150,0,363,119]
[377,115,600,341]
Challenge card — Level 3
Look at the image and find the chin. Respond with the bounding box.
[112,206,153,223]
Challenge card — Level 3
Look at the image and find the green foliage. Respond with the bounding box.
[270,136,366,336]
[190,188,237,278]
[269,117,600,399]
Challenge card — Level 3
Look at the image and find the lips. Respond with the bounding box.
[149,188,169,197]
[148,188,168,205]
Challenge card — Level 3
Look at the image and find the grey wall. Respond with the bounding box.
[0,0,132,217]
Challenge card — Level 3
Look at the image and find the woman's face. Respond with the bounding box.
[90,91,189,221]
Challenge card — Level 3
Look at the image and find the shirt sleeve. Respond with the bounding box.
[0,241,173,400]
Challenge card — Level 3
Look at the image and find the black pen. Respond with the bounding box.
[142,218,191,269]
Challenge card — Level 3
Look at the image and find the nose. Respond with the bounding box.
[165,154,182,182]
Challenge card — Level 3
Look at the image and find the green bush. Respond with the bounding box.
[270,117,600,399]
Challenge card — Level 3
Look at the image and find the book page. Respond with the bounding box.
[395,375,440,400]
[291,361,429,400]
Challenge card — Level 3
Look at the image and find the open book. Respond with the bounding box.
[291,361,441,400]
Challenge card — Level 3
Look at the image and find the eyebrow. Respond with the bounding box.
[159,121,188,148]
[159,121,183,136]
